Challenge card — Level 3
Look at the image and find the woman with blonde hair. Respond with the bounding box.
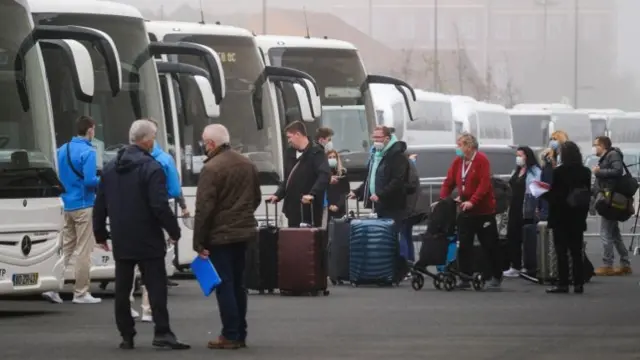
[326,149,350,219]
[539,130,569,220]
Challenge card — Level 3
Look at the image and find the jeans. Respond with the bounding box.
[208,242,248,341]
[599,217,630,267]
[400,222,415,262]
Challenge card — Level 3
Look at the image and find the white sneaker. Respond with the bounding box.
[72,293,102,304]
[141,312,153,322]
[502,268,521,278]
[42,291,63,304]
[131,308,140,318]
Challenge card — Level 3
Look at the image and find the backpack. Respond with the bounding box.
[492,177,512,214]
[405,157,419,195]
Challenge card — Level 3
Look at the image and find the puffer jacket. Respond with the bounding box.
[594,147,624,192]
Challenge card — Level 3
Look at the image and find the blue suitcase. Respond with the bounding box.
[349,218,400,286]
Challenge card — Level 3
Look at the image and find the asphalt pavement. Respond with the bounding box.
[1,240,639,360]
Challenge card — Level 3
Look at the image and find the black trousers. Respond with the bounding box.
[115,257,171,338]
[552,227,585,286]
[507,217,536,270]
[457,214,503,280]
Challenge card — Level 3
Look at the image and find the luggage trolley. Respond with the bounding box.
[410,234,485,292]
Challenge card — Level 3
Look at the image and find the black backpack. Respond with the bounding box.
[492,177,512,214]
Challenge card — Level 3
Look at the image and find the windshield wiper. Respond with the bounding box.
[0,167,64,189]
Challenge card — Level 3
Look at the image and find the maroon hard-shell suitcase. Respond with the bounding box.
[277,205,329,296]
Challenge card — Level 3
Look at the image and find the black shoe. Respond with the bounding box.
[545,286,569,294]
[152,333,190,350]
[119,338,135,350]
[574,285,584,294]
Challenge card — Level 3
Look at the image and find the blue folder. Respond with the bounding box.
[191,256,222,296]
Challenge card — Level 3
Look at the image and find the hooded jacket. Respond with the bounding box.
[595,147,624,192]
[93,145,180,260]
[354,137,409,218]
[57,137,100,211]
[150,141,182,199]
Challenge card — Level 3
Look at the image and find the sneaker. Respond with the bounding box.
[130,308,140,319]
[502,268,520,278]
[615,266,633,275]
[72,293,102,304]
[141,312,153,323]
[595,266,616,276]
[42,291,63,304]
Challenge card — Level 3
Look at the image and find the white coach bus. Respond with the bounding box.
[256,35,416,214]
[147,21,321,270]
[0,0,120,295]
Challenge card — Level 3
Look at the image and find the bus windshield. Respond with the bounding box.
[162,34,281,186]
[268,47,374,145]
[0,0,61,198]
[321,106,370,153]
[510,114,550,148]
[609,116,640,144]
[478,111,512,140]
[554,113,592,144]
[34,13,164,167]
[590,117,607,138]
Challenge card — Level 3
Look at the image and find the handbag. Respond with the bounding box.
[566,186,591,208]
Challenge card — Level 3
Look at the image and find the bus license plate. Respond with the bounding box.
[12,273,39,286]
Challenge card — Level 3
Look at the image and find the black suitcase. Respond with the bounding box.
[245,201,279,294]
[327,216,351,285]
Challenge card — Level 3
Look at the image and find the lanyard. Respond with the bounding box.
[460,152,477,191]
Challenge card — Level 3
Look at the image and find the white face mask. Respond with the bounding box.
[373,142,384,151]
[328,158,337,167]
[516,156,525,167]
[324,140,333,152]
[592,146,598,156]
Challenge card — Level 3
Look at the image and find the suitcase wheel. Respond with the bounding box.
[472,273,485,291]
[323,290,330,296]
[411,274,424,291]
[443,274,456,291]
[433,273,444,290]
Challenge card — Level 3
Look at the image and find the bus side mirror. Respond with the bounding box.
[292,83,314,122]
[193,74,220,118]
[39,39,95,101]
[299,78,321,119]
[364,74,417,121]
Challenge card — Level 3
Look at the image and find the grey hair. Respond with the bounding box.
[129,119,157,144]
[202,124,230,145]
[457,132,479,149]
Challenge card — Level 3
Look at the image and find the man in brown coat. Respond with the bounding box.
[193,124,262,350]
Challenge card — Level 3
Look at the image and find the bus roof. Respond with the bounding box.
[507,108,552,116]
[255,35,357,51]
[146,21,253,38]
[512,103,574,110]
[28,0,143,18]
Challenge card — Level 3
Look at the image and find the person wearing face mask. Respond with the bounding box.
[42,116,102,305]
[93,119,187,350]
[326,150,350,219]
[314,127,335,152]
[503,146,541,278]
[539,130,569,220]
[440,133,504,289]
[591,136,632,276]
[349,125,410,225]
[268,121,331,227]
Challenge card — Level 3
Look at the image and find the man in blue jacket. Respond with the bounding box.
[130,140,187,322]
[42,116,102,305]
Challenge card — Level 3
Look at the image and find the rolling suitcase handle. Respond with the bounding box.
[299,200,315,228]
[264,199,278,228]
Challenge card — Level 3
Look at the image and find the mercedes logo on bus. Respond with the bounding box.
[21,235,32,256]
